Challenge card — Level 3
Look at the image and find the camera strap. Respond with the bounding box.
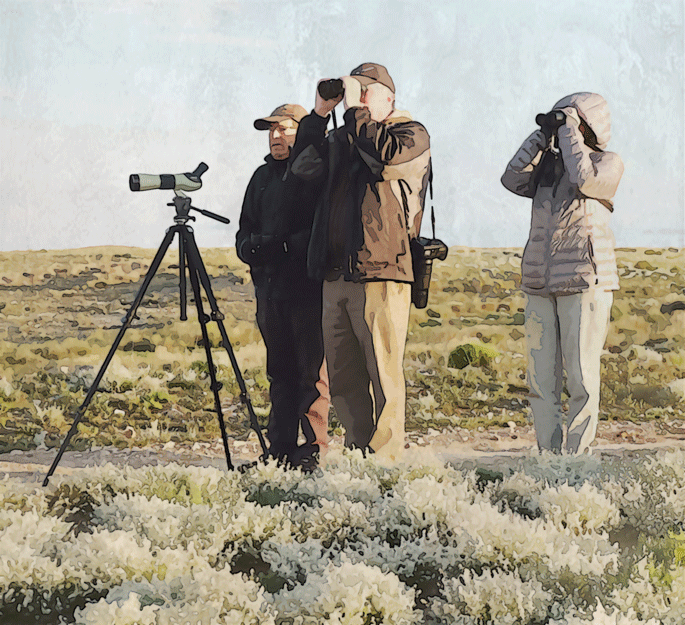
[399,161,436,239]
[429,164,435,239]
[584,195,614,213]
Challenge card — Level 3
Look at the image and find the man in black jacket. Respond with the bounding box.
[236,104,329,470]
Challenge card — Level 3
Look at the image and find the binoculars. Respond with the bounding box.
[318,78,345,101]
[411,237,449,309]
[535,110,566,130]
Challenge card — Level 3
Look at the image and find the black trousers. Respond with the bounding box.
[256,290,324,459]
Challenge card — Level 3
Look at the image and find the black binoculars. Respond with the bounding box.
[411,237,449,309]
[318,78,345,101]
[535,110,566,130]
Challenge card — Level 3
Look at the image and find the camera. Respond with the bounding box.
[535,110,566,130]
[318,78,345,101]
[410,237,448,309]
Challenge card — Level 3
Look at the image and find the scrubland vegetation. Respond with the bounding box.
[1,449,685,623]
[0,246,683,452]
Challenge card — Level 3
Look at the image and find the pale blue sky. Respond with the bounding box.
[1,0,683,251]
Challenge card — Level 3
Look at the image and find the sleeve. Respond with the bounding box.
[289,112,330,182]
[344,108,430,176]
[500,129,548,198]
[557,112,624,200]
[235,170,261,265]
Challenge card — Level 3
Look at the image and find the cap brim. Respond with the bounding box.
[254,115,289,130]
[346,74,395,93]
[348,75,376,87]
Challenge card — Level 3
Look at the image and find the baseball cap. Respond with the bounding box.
[349,63,395,94]
[254,103,307,131]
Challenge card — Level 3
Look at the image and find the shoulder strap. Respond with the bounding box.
[580,190,614,213]
[597,198,614,213]
[428,160,435,239]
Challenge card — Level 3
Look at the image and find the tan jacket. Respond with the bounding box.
[291,107,431,283]
[501,92,624,295]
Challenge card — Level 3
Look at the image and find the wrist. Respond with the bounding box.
[344,106,366,121]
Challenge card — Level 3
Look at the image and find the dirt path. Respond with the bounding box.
[2,420,684,484]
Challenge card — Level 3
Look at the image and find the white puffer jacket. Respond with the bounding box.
[501,92,624,295]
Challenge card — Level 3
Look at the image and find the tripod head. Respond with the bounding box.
[169,193,231,225]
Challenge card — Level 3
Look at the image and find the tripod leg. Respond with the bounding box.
[43,226,181,486]
[183,229,269,459]
[179,233,187,321]
[183,240,234,471]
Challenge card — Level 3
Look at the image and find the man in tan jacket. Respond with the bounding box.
[502,92,624,454]
[289,63,431,461]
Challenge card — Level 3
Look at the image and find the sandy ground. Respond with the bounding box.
[2,419,684,484]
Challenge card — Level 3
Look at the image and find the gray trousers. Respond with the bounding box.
[322,278,411,461]
[525,288,613,454]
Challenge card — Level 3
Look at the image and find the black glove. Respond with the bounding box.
[247,234,286,266]
[286,229,311,258]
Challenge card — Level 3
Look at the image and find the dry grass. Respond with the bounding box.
[0,246,683,452]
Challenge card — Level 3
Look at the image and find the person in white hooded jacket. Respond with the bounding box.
[501,92,624,454]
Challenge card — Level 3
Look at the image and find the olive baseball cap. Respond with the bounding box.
[349,62,395,93]
[254,103,307,130]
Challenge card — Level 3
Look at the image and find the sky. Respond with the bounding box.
[1,0,683,252]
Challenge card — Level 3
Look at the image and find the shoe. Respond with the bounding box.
[237,460,260,474]
[350,443,375,458]
[287,444,320,473]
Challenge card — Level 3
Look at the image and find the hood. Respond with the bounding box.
[554,92,611,149]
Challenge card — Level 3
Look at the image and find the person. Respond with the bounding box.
[289,63,431,461]
[236,103,330,470]
[501,92,624,454]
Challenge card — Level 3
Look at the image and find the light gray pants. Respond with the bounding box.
[525,289,613,454]
[322,278,411,461]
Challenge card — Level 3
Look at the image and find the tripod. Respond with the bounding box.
[43,193,269,486]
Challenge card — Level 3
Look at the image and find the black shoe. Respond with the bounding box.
[237,460,260,474]
[351,443,375,458]
[287,444,319,473]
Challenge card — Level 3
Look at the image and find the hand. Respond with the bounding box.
[558,106,580,127]
[286,229,311,257]
[533,128,551,150]
[341,76,363,110]
[314,78,343,118]
[540,124,555,145]
[247,234,285,265]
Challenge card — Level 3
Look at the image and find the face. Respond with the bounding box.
[269,119,298,160]
[360,82,395,122]
[342,76,363,110]
[578,120,599,150]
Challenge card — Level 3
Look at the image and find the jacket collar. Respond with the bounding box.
[265,153,288,170]
[384,108,413,125]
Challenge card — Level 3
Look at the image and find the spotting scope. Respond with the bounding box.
[129,162,208,192]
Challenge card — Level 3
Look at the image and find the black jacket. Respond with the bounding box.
[236,154,321,299]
